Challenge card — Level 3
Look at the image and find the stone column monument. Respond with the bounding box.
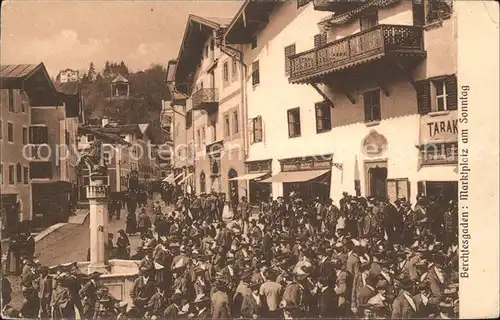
[78,139,110,274]
[86,175,110,273]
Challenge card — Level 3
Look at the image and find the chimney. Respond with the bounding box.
[102,116,109,127]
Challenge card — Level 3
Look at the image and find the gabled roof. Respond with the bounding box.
[78,126,130,145]
[112,73,129,83]
[0,63,62,106]
[224,0,280,44]
[174,14,233,94]
[0,64,40,79]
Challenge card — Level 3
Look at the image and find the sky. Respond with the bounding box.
[1,0,243,76]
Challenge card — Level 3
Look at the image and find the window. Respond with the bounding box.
[360,11,378,30]
[9,165,15,184]
[314,33,327,48]
[432,79,447,111]
[231,59,238,82]
[7,122,14,142]
[252,116,263,143]
[251,36,258,49]
[223,61,229,83]
[23,167,29,184]
[0,121,2,139]
[232,110,239,134]
[224,113,230,137]
[22,127,28,145]
[87,134,95,142]
[30,126,49,144]
[197,129,201,147]
[284,44,296,76]
[8,89,14,112]
[315,101,332,133]
[16,163,22,183]
[0,164,3,184]
[252,61,260,86]
[287,107,301,138]
[363,90,381,122]
[420,143,458,165]
[386,179,410,202]
[21,91,28,113]
[30,162,53,179]
[201,127,206,145]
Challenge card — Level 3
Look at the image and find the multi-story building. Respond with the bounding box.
[172,14,247,200]
[57,68,79,83]
[1,63,83,229]
[224,0,457,204]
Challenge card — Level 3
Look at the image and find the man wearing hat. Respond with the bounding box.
[317,276,337,318]
[316,247,334,282]
[163,291,183,319]
[421,253,446,304]
[79,271,101,318]
[191,293,211,318]
[412,281,432,318]
[240,280,262,319]
[211,279,231,319]
[354,274,379,317]
[238,196,252,232]
[391,276,416,319]
[146,281,169,319]
[36,266,53,318]
[129,269,156,317]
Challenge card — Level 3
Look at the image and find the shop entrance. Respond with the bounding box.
[424,181,458,202]
[228,169,239,204]
[365,160,388,200]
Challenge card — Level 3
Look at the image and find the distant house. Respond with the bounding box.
[109,74,130,99]
[57,68,79,83]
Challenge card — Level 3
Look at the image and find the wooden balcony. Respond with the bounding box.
[289,24,426,84]
[191,88,219,111]
[312,0,365,12]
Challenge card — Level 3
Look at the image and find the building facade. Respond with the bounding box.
[172,15,247,200]
[223,0,457,204]
[1,63,82,229]
[57,69,79,83]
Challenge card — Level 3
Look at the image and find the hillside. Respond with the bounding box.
[81,61,168,143]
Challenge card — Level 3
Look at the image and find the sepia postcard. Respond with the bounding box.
[0,0,498,319]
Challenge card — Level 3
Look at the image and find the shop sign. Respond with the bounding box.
[246,160,272,173]
[420,111,458,144]
[280,156,332,172]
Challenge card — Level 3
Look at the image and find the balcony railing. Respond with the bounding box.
[289,24,425,83]
[312,0,364,12]
[192,88,219,110]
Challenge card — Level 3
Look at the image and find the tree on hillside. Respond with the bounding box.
[87,62,96,82]
[103,61,111,78]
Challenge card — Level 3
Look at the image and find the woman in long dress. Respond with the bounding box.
[115,229,131,259]
[125,210,137,235]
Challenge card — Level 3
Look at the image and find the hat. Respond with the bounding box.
[443,287,458,295]
[193,294,209,304]
[115,301,128,309]
[170,292,183,302]
[90,271,102,279]
[439,297,454,309]
[399,277,413,291]
[417,281,429,290]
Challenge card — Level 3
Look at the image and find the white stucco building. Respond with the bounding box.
[224,0,457,204]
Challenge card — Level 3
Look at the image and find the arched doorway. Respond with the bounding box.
[200,171,206,194]
[228,169,238,210]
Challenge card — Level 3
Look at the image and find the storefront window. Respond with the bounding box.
[420,143,458,165]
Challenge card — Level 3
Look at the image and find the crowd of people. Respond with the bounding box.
[1,189,459,319]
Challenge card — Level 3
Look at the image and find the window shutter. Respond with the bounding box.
[260,117,265,143]
[248,119,255,144]
[445,74,457,110]
[363,93,372,122]
[284,44,296,75]
[314,33,327,48]
[315,103,322,132]
[415,80,431,114]
[287,111,294,137]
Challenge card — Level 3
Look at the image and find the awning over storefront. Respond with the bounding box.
[179,173,193,184]
[260,169,330,183]
[228,172,269,181]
